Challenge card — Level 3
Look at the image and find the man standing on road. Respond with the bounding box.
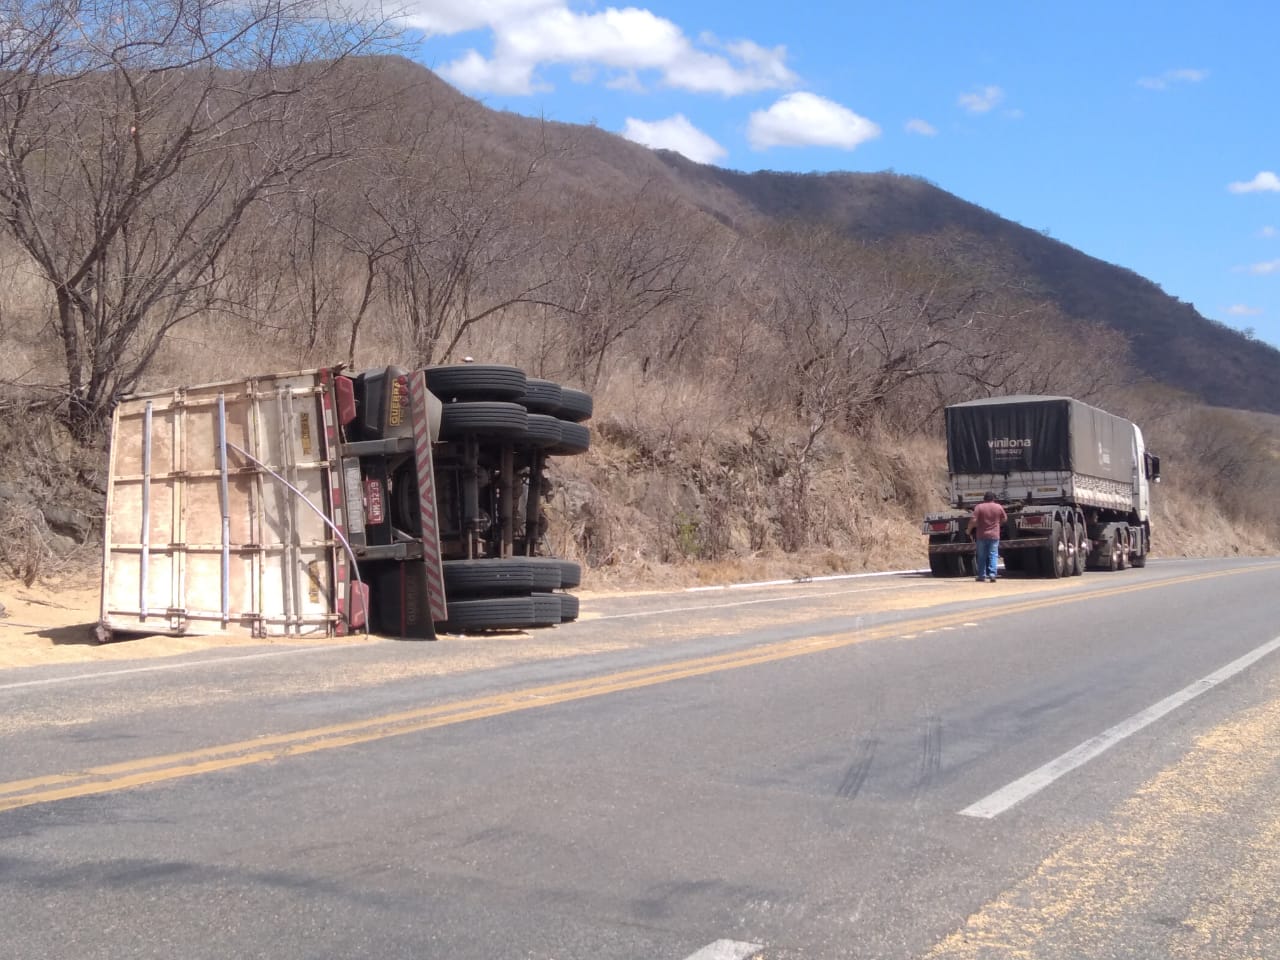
[967,491,1007,582]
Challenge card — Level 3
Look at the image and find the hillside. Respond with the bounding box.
[652,157,1280,415]
[392,61,1280,415]
[1,54,1277,591]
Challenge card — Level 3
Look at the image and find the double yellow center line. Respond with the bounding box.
[1,566,1271,813]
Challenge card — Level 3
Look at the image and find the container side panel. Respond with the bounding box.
[104,552,177,618]
[946,399,1071,474]
[103,371,340,639]
[1068,400,1137,485]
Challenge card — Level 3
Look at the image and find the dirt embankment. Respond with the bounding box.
[0,580,306,668]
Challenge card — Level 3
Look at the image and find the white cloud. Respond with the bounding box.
[1260,226,1278,238]
[905,118,937,136]
[747,92,880,150]
[621,114,726,164]
[957,85,1003,114]
[439,48,545,94]
[1246,259,1280,275]
[404,0,559,37]
[1137,68,1209,90]
[605,70,645,92]
[1226,304,1264,316]
[431,2,797,97]
[1229,171,1280,194]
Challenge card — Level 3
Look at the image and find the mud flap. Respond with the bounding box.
[368,561,437,639]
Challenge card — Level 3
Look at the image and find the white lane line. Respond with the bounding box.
[682,940,763,960]
[960,633,1280,819]
[0,643,356,692]
[592,583,905,622]
[686,568,926,591]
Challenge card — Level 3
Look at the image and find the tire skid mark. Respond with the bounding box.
[836,736,880,800]
[913,714,944,804]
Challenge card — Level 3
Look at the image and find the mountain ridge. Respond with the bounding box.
[646,152,1280,413]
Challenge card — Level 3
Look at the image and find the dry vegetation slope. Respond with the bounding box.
[0,53,1278,597]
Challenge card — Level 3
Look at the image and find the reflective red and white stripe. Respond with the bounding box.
[318,369,350,635]
[406,371,449,623]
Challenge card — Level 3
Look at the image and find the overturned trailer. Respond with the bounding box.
[98,364,590,641]
[922,395,1160,578]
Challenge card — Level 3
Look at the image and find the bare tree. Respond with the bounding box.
[0,0,396,434]
[547,185,705,388]
[361,116,561,367]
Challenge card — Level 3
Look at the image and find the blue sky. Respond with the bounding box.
[404,1,1280,350]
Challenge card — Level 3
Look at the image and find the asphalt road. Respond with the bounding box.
[3,557,1280,959]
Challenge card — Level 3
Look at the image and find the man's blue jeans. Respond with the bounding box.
[975,538,999,580]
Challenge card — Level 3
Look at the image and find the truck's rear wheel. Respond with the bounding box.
[426,364,527,401]
[554,387,593,422]
[1045,521,1068,578]
[1105,532,1121,571]
[519,413,562,448]
[522,556,564,590]
[556,560,582,589]
[1071,527,1087,576]
[1131,527,1148,567]
[442,559,537,597]
[439,596,537,632]
[547,421,590,456]
[439,401,529,440]
[531,592,562,627]
[559,592,580,622]
[1117,526,1131,570]
[518,378,563,414]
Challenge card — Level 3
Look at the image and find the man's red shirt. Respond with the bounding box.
[971,501,1007,540]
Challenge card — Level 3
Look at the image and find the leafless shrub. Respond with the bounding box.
[0,1,398,436]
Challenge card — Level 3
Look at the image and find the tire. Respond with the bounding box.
[559,593,580,622]
[439,596,536,632]
[1117,526,1131,570]
[1070,526,1086,576]
[1131,528,1148,568]
[548,421,590,456]
[439,401,528,440]
[531,592,562,627]
[518,378,563,414]
[426,364,527,401]
[1105,532,1121,571]
[554,387,593,423]
[1045,521,1068,578]
[519,413,562,448]
[523,557,563,590]
[442,559,537,597]
[556,560,582,589]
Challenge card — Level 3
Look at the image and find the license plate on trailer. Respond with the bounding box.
[364,479,385,525]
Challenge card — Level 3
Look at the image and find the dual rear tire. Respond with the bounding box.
[427,365,592,634]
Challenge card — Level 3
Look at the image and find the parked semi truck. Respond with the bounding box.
[98,364,590,642]
[922,395,1160,578]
